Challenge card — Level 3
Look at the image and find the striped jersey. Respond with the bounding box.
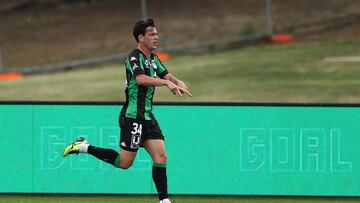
[120,49,169,120]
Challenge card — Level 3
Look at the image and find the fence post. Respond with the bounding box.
[265,0,274,34]
[140,0,148,20]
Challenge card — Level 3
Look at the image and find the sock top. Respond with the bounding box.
[153,162,166,168]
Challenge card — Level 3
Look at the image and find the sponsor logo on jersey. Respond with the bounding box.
[132,63,138,70]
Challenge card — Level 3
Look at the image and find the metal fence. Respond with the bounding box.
[0,0,359,74]
[0,33,268,75]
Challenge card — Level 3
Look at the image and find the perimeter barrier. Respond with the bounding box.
[0,102,359,196]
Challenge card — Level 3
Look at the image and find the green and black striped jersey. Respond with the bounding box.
[120,49,169,120]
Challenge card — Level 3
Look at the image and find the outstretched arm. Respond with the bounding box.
[136,74,185,96]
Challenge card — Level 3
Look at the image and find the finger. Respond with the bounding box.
[179,84,187,90]
[177,88,183,96]
[179,87,191,97]
[179,81,188,89]
[184,89,192,97]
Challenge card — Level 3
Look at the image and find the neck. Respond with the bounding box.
[137,44,151,58]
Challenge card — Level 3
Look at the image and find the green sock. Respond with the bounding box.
[114,154,121,168]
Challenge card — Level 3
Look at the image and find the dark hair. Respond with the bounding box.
[133,18,156,43]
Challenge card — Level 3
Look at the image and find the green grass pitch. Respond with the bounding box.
[1,36,360,103]
[0,195,359,203]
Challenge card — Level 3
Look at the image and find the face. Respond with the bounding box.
[139,26,158,50]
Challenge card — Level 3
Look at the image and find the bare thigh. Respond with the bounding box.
[118,148,137,169]
[144,139,167,163]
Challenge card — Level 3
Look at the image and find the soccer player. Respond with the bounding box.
[62,18,192,203]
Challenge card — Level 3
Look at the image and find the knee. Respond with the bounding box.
[154,152,167,163]
[119,160,134,170]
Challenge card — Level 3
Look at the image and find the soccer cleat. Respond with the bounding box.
[62,137,88,157]
[160,198,173,203]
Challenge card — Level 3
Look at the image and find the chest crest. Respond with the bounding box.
[151,60,158,70]
[144,60,150,69]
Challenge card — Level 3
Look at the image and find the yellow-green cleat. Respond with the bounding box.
[62,137,88,157]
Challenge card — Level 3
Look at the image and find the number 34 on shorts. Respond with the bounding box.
[130,122,142,149]
[119,116,164,152]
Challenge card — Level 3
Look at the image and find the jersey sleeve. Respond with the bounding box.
[125,52,144,77]
[154,55,169,79]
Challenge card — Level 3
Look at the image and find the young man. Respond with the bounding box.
[62,18,191,203]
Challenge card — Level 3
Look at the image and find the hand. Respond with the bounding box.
[177,80,187,90]
[176,80,192,97]
[167,81,182,96]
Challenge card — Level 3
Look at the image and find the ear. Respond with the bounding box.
[138,34,144,42]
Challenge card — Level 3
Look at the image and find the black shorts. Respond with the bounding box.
[118,116,164,152]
